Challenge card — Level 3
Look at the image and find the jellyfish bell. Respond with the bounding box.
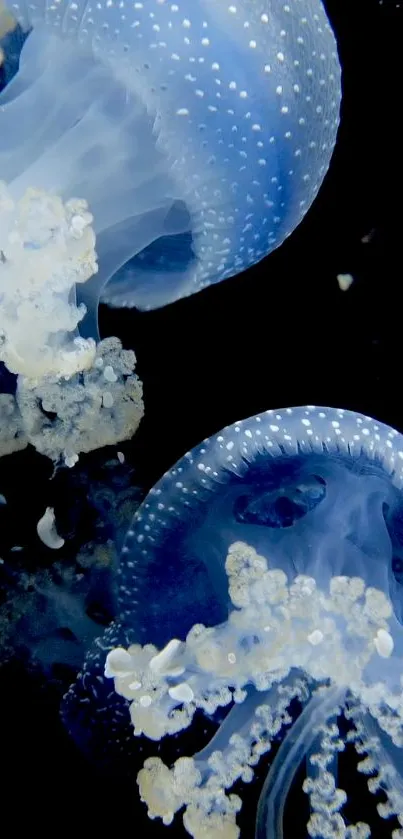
[64,406,403,836]
[117,406,403,654]
[0,0,341,339]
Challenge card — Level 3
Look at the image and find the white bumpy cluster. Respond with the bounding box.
[105,541,403,839]
[16,336,143,465]
[0,184,144,463]
[0,183,97,379]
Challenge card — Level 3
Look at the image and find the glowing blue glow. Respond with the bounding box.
[63,406,403,834]
[0,0,341,335]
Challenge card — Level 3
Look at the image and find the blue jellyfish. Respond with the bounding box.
[0,0,341,342]
[64,406,403,836]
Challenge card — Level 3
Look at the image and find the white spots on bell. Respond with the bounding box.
[55,0,341,371]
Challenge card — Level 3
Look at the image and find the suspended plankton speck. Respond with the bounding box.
[337,273,354,292]
[36,506,65,550]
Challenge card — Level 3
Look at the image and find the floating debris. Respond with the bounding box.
[336,273,354,292]
[37,507,65,550]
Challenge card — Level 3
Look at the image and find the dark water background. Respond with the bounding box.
[1,1,402,836]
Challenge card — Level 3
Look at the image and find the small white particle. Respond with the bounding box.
[103,391,114,408]
[307,630,324,646]
[168,683,194,703]
[104,365,118,383]
[337,273,354,292]
[37,507,65,550]
[374,629,394,658]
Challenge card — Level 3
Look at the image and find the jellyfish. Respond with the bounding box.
[64,405,403,836]
[0,0,341,333]
[0,0,341,462]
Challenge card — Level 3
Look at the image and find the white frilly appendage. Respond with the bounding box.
[105,541,403,839]
[0,184,144,463]
[0,182,96,379]
[16,335,143,465]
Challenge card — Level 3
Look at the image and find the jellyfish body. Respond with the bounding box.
[0,0,341,336]
[64,406,403,835]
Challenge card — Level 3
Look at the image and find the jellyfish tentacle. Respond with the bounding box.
[255,685,345,839]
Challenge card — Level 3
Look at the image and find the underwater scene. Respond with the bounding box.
[0,0,402,836]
